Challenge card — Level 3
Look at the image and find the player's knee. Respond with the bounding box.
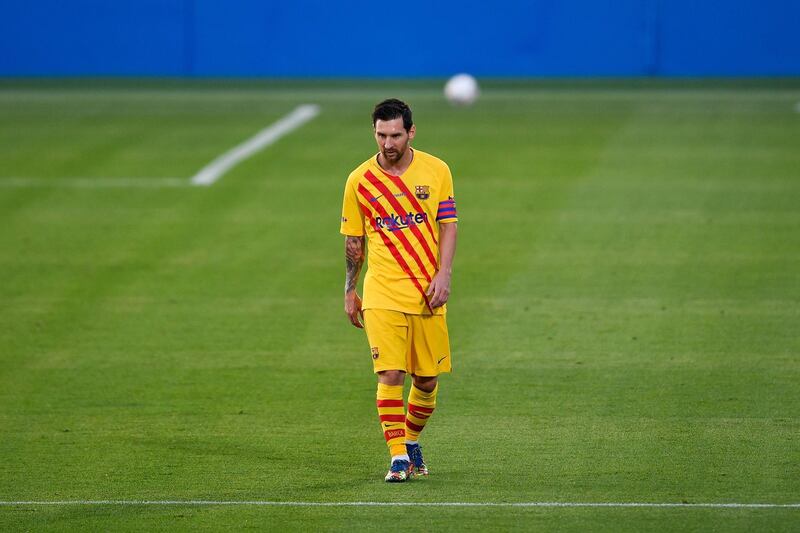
[378,370,405,385]
[412,375,437,393]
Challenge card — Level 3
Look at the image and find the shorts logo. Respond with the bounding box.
[415,185,430,200]
[371,347,380,359]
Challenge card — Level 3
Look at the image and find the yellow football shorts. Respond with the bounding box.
[363,309,452,376]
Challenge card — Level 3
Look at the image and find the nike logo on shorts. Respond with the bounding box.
[437,355,448,364]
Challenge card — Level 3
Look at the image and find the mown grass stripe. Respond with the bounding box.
[0,177,188,188]
[0,501,798,508]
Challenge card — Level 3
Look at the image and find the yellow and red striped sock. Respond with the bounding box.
[376,383,407,458]
[405,383,437,442]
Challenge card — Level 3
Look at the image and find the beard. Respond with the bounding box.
[382,145,406,163]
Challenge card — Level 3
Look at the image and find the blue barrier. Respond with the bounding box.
[1,0,798,76]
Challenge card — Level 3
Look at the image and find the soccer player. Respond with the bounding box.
[340,99,458,482]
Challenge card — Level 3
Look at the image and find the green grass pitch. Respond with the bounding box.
[0,79,799,531]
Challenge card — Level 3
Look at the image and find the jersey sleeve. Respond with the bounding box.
[435,164,458,224]
[340,174,366,236]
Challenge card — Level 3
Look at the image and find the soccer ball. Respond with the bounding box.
[444,74,479,106]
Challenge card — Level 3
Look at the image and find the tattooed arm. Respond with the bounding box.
[344,235,366,328]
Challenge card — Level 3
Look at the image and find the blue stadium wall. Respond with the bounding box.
[1,0,799,76]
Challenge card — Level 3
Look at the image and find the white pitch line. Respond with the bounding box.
[0,177,188,188]
[0,501,797,508]
[190,104,320,186]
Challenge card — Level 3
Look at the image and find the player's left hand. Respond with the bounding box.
[345,290,364,328]
[426,271,451,308]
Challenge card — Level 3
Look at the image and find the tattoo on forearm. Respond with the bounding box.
[345,236,365,293]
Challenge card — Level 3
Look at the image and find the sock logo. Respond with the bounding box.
[371,347,380,359]
[385,429,405,440]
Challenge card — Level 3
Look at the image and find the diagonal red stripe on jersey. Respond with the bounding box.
[375,169,438,245]
[364,171,439,272]
[376,399,404,408]
[373,229,433,313]
[358,201,372,219]
[379,414,406,422]
[358,187,434,313]
[405,420,424,432]
[373,236,433,311]
[358,183,435,286]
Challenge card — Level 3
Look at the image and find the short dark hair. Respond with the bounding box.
[372,99,413,132]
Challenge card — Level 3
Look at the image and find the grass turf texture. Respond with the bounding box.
[1,80,799,531]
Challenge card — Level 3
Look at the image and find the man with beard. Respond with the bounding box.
[340,99,458,482]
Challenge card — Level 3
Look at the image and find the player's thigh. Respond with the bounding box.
[363,309,410,373]
[407,314,451,377]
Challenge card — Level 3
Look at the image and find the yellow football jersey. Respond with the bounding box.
[340,149,458,315]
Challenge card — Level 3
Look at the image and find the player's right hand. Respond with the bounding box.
[345,291,364,328]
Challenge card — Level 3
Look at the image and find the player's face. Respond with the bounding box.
[374,118,415,164]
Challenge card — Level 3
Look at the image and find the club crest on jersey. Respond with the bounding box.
[371,347,380,359]
[415,185,430,200]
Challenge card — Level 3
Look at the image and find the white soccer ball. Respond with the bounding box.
[444,74,479,106]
